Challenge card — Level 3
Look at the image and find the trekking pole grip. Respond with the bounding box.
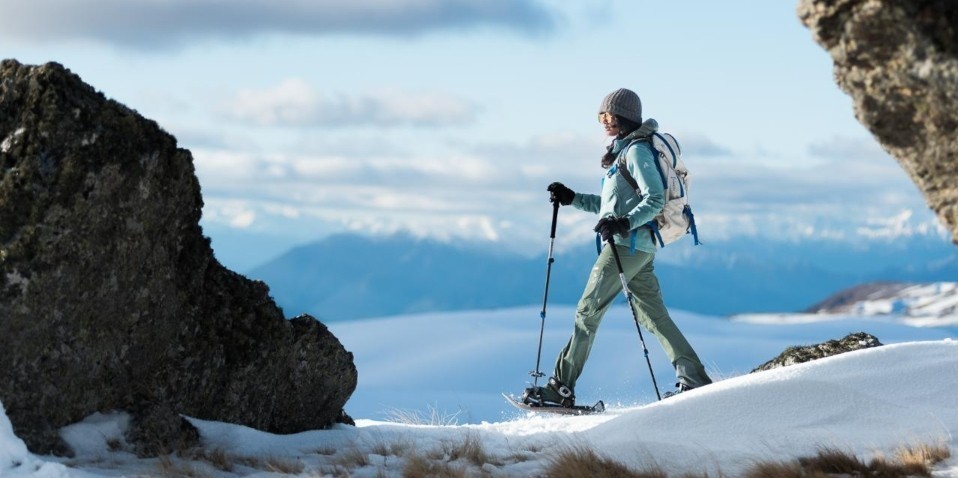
[549,198,559,239]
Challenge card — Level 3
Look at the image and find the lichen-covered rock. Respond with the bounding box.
[751,332,883,373]
[798,0,958,244]
[0,59,357,455]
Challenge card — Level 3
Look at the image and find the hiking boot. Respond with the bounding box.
[662,383,692,399]
[522,377,575,407]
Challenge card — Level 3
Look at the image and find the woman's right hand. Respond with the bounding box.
[547,182,575,206]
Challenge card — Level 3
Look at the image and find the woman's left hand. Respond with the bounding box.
[594,216,630,242]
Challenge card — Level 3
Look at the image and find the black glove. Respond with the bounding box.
[547,182,575,206]
[594,216,631,242]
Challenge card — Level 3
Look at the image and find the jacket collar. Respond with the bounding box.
[611,118,659,155]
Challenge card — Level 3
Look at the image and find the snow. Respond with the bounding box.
[2,305,957,476]
[0,127,25,153]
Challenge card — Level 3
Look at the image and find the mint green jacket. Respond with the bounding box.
[571,119,665,253]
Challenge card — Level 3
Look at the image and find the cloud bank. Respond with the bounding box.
[191,131,937,252]
[2,0,557,48]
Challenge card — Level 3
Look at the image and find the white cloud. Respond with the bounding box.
[290,156,361,178]
[225,79,478,128]
[1,0,557,48]
[192,149,262,180]
[227,79,319,127]
[201,199,258,229]
[229,209,256,229]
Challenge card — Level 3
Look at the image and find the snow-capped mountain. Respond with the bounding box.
[807,281,958,326]
[734,282,958,327]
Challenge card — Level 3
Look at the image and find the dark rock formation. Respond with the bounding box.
[798,0,958,244]
[751,332,883,373]
[0,60,357,455]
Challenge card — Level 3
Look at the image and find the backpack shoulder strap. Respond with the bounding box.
[615,140,643,192]
[617,139,668,191]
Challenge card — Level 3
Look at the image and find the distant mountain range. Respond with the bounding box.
[803,281,958,326]
[244,232,958,321]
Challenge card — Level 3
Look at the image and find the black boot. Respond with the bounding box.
[522,377,575,407]
[662,383,692,399]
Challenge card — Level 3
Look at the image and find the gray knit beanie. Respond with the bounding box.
[598,88,642,123]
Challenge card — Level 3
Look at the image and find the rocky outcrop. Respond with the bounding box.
[798,0,958,244]
[0,60,357,455]
[751,332,883,372]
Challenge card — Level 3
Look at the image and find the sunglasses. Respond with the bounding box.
[598,112,617,125]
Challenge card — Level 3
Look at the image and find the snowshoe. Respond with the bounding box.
[504,393,605,416]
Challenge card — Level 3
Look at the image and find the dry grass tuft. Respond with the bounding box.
[893,442,951,468]
[332,446,372,469]
[444,432,493,467]
[105,438,124,452]
[403,453,467,478]
[545,444,659,478]
[156,454,208,477]
[743,461,810,478]
[198,448,234,472]
[264,456,305,474]
[308,445,338,456]
[384,404,463,426]
[368,435,413,458]
[799,447,868,474]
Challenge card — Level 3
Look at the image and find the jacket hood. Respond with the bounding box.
[612,118,658,155]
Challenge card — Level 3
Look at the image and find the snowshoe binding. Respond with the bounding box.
[662,383,692,399]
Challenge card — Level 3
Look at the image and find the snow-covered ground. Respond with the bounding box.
[2,305,957,476]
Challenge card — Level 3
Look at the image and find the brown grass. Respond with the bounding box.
[263,455,305,474]
[745,443,951,478]
[198,448,233,472]
[893,442,951,468]
[144,434,950,478]
[799,447,869,474]
[307,445,338,456]
[403,454,468,478]
[331,446,372,469]
[368,435,413,458]
[545,444,660,478]
[444,432,494,467]
[105,438,124,452]
[542,442,950,478]
[156,454,208,477]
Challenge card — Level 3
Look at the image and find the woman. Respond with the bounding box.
[523,88,711,407]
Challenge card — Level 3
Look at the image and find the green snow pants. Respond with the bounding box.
[553,244,712,391]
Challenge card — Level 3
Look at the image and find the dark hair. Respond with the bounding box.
[615,116,641,136]
[600,115,641,169]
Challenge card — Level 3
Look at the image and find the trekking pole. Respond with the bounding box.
[529,198,560,388]
[607,238,662,401]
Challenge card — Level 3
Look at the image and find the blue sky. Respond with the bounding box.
[3,0,944,270]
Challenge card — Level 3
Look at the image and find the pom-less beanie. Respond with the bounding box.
[598,88,642,123]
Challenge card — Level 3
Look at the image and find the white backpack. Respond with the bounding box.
[617,132,700,247]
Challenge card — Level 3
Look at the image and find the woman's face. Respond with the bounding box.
[599,112,619,137]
